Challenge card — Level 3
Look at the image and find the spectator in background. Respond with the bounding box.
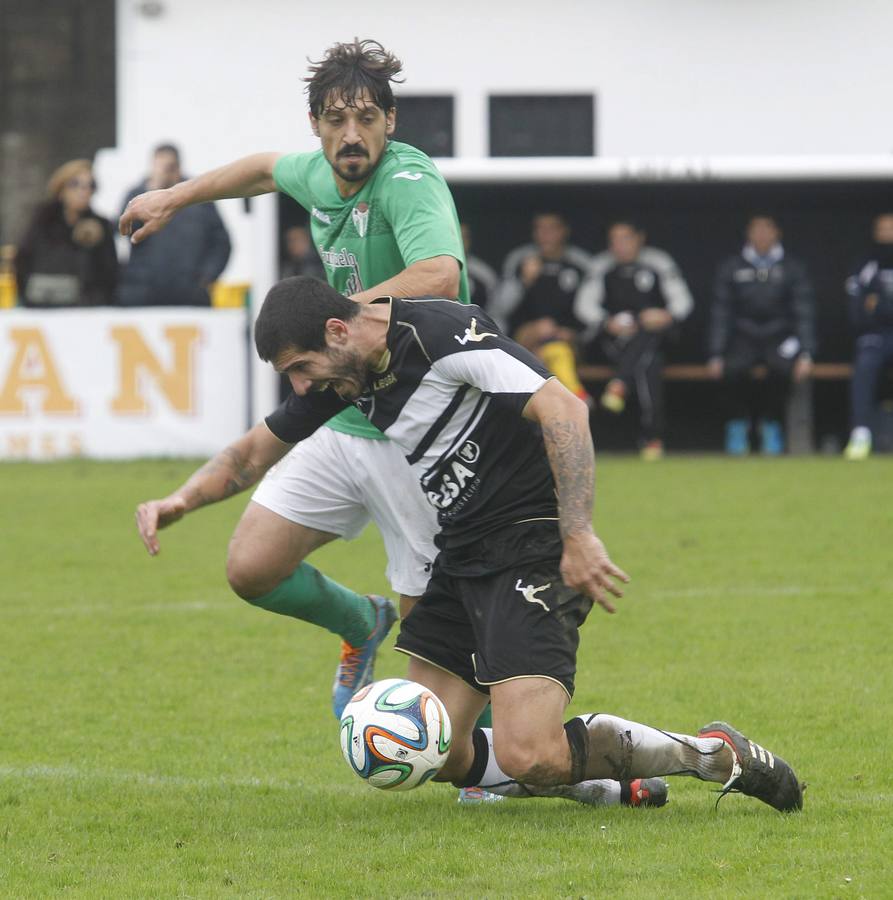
[842,212,893,461]
[118,144,231,306]
[460,222,498,312]
[494,212,593,403]
[708,215,816,456]
[575,220,694,460]
[15,159,117,307]
[280,224,325,280]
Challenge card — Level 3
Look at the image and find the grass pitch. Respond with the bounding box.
[1,456,890,898]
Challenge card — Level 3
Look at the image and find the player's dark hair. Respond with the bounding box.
[305,39,404,117]
[254,276,360,361]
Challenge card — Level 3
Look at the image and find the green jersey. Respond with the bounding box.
[273,141,469,440]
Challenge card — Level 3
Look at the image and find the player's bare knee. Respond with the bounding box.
[494,741,562,786]
[226,552,278,600]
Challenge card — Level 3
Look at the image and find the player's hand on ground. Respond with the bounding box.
[560,532,630,613]
[119,189,177,244]
[135,496,188,556]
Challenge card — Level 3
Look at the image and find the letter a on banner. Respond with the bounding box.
[110,326,200,414]
[0,328,79,414]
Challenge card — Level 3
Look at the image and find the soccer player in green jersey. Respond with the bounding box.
[123,40,665,809]
[124,39,465,716]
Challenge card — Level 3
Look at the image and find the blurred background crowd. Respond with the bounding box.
[3,148,891,461]
[2,0,892,459]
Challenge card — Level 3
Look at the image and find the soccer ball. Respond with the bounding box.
[339,678,452,791]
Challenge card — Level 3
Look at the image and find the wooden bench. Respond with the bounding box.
[578,362,853,453]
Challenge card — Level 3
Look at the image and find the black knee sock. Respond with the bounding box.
[453,727,491,788]
[564,717,590,784]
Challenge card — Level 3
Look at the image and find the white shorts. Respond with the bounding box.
[251,427,439,597]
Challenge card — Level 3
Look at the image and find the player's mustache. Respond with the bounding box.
[337,144,369,158]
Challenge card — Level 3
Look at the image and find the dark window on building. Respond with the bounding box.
[489,94,595,157]
[394,95,455,158]
[0,0,116,245]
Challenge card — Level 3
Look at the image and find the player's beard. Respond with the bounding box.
[326,347,370,401]
[330,144,379,183]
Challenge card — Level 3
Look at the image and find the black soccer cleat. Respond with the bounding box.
[621,778,669,808]
[698,721,804,813]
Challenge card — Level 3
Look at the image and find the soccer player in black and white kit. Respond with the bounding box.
[254,276,804,812]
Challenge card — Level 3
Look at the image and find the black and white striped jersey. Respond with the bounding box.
[265,297,559,547]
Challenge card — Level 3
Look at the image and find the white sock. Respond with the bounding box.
[475,727,623,805]
[851,427,871,443]
[577,714,733,783]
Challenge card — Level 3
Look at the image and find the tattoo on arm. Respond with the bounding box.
[540,414,595,538]
[181,445,261,509]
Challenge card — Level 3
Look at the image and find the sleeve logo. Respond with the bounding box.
[392,171,423,181]
[454,317,497,345]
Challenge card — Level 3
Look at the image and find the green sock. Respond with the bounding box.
[475,706,493,729]
[247,563,376,647]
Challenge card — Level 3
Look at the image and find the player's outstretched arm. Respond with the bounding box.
[523,379,630,612]
[349,256,460,303]
[119,152,282,245]
[135,422,293,556]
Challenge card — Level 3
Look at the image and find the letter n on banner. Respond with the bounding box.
[0,328,79,414]
[110,326,200,414]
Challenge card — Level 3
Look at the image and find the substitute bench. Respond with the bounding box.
[577,362,853,454]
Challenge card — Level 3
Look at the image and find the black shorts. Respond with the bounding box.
[394,521,593,699]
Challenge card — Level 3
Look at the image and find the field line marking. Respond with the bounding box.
[0,762,353,794]
[3,582,891,619]
[651,583,893,600]
[0,599,233,618]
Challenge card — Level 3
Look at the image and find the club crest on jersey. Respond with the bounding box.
[352,202,370,238]
[454,318,497,345]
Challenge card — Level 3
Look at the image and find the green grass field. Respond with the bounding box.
[1,457,891,898]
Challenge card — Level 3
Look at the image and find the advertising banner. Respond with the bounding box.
[0,308,250,459]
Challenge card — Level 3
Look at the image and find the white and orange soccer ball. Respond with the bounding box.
[339,678,452,791]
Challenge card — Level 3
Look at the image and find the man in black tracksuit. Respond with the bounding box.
[575,220,694,459]
[493,212,593,403]
[707,215,816,455]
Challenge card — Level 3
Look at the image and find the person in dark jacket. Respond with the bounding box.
[575,219,694,460]
[118,144,231,306]
[15,158,118,307]
[842,213,893,460]
[492,212,593,403]
[707,215,816,455]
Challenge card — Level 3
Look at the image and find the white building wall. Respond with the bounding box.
[97,0,893,284]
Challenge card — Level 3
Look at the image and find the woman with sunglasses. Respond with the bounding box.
[15,158,118,307]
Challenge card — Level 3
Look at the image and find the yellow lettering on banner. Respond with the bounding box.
[40,433,58,458]
[6,433,30,457]
[0,328,79,414]
[110,326,200,414]
[2,431,85,460]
